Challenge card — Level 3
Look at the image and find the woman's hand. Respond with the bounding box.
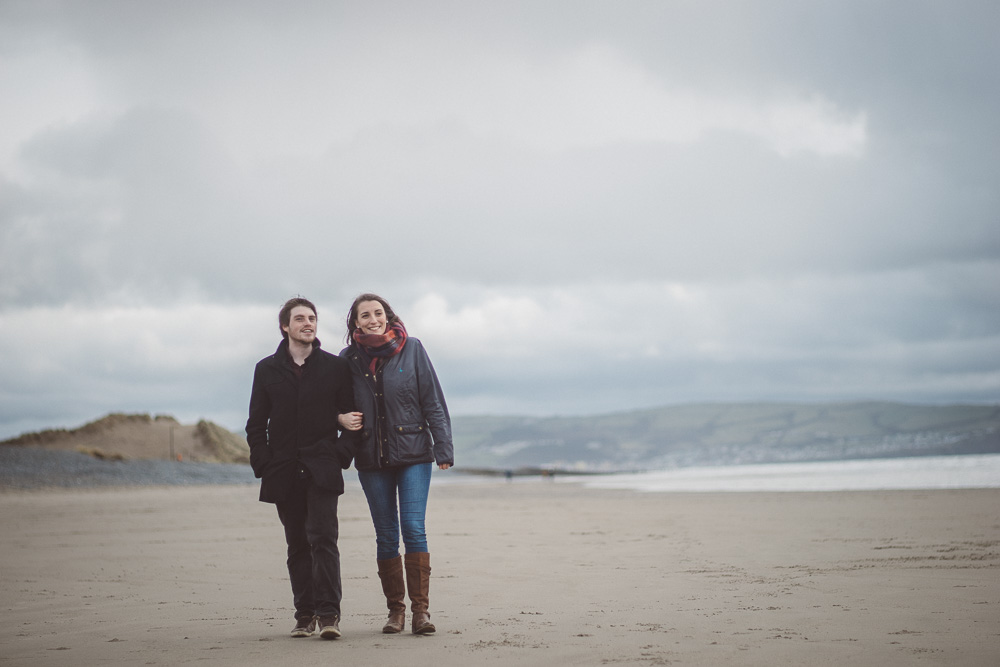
[438,463,451,470]
[338,411,364,431]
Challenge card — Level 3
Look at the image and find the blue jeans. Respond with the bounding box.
[357,462,432,561]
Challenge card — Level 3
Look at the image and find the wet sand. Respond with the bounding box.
[1,480,997,666]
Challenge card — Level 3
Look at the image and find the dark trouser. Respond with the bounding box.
[275,478,342,620]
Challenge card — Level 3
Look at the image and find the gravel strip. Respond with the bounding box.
[0,446,256,490]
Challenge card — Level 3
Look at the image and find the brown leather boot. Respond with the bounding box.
[377,556,406,633]
[404,552,436,634]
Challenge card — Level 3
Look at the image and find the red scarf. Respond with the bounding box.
[353,323,408,375]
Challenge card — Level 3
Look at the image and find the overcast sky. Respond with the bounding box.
[1,0,998,439]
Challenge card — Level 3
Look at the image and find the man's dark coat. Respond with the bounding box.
[246,338,357,503]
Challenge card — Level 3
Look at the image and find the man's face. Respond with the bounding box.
[283,305,317,345]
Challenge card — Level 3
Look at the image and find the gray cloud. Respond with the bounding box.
[1,1,997,438]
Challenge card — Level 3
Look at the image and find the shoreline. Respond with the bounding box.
[4,446,1000,495]
[2,482,998,666]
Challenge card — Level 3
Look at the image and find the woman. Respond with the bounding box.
[338,293,453,635]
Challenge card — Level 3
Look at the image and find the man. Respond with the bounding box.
[246,297,357,639]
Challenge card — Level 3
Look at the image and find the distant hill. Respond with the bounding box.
[1,413,250,464]
[452,402,1000,472]
[5,402,998,472]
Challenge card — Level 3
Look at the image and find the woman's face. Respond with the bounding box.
[355,300,388,336]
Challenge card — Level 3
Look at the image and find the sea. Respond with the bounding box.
[546,453,1000,493]
[3,447,998,493]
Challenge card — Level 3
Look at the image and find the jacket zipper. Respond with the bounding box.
[352,353,384,469]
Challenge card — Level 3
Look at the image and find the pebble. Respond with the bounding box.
[0,446,255,490]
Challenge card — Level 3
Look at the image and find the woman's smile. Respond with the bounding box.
[355,300,388,335]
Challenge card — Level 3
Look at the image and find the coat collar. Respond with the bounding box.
[274,337,322,365]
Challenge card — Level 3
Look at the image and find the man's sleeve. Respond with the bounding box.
[332,362,359,469]
[245,363,273,478]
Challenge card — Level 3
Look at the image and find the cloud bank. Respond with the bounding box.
[1,0,997,438]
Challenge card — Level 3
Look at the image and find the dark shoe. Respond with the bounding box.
[317,615,341,640]
[290,616,316,638]
[377,556,406,634]
[404,552,436,635]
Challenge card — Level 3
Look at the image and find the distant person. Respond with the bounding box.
[338,293,454,635]
[246,297,358,640]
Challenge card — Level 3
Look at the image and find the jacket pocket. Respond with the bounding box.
[249,446,274,478]
[392,422,432,462]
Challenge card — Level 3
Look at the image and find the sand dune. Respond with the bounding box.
[1,413,249,463]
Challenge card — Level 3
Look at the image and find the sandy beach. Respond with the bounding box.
[1,480,997,666]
